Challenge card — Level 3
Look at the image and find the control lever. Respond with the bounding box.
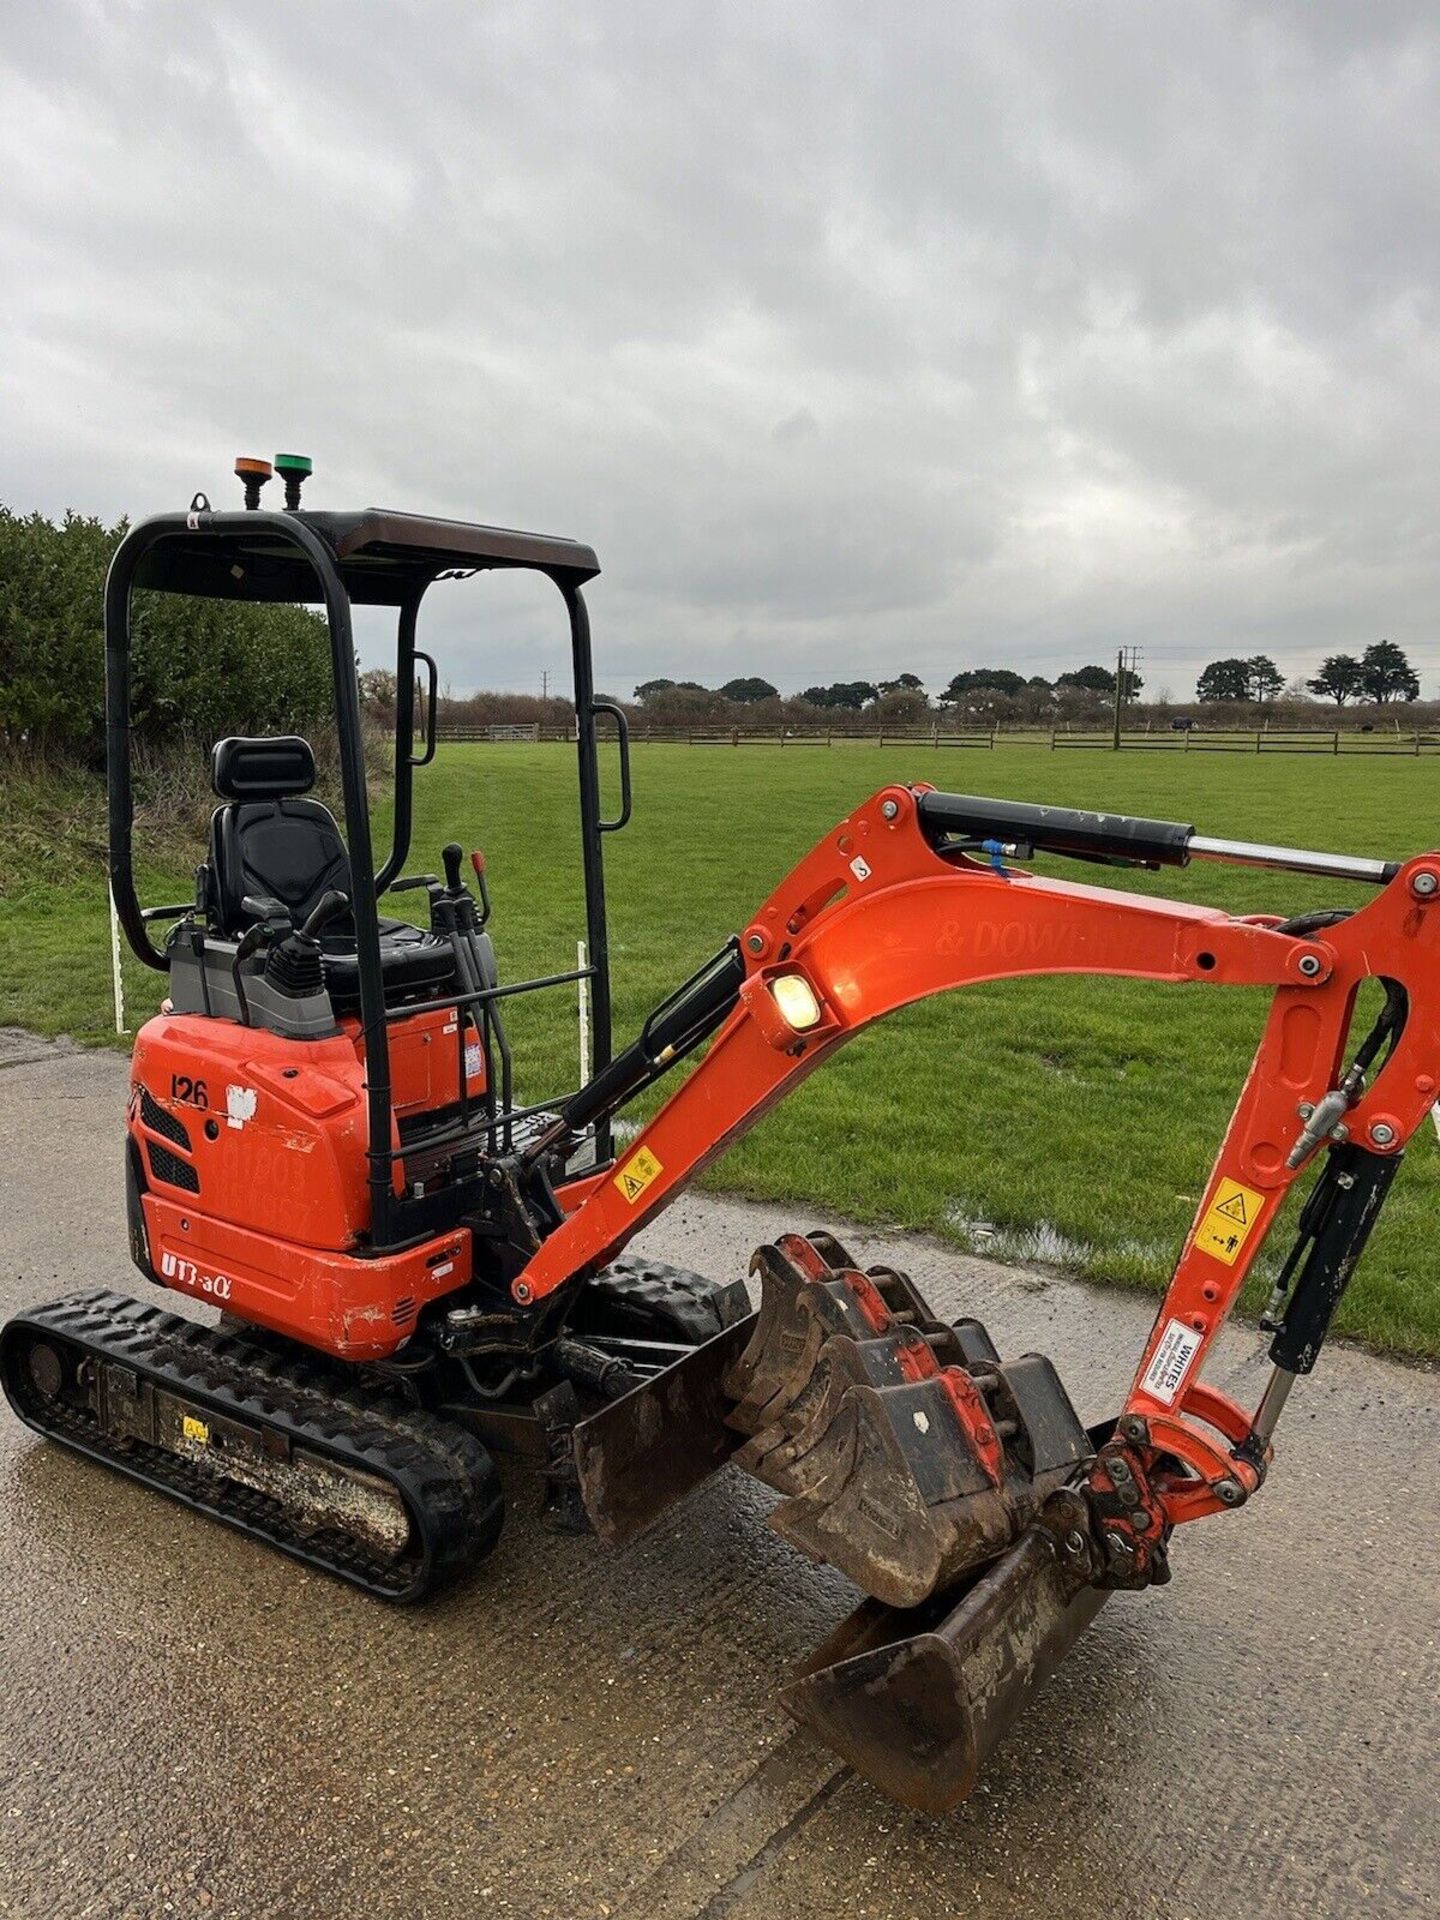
[469,848,492,928]
[242,895,291,927]
[260,892,350,1006]
[300,891,351,940]
[432,842,491,923]
[231,896,296,1024]
[422,843,504,1126]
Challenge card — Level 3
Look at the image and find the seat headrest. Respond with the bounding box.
[211,735,316,802]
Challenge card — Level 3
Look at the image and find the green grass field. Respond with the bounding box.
[4,742,1438,1355]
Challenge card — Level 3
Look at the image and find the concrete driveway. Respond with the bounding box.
[0,1030,1435,1919]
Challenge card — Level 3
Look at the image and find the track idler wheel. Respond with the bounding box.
[723,1233,1093,1608]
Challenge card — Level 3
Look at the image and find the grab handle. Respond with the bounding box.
[592,700,632,833]
[408,650,439,766]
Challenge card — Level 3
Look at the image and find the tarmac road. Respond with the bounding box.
[0,1029,1435,1920]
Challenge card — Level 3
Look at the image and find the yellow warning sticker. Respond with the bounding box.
[613,1146,664,1205]
[181,1414,211,1445]
[1194,1176,1265,1266]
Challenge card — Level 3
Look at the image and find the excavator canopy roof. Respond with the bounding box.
[131,507,601,606]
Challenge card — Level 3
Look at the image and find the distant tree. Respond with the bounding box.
[638,680,726,723]
[1248,655,1285,702]
[358,668,398,715]
[837,680,880,710]
[878,672,925,695]
[940,669,1027,703]
[1056,665,1116,696]
[1360,640,1420,703]
[719,676,779,704]
[1306,654,1366,705]
[633,678,679,702]
[801,680,879,711]
[1196,658,1254,702]
[873,686,929,723]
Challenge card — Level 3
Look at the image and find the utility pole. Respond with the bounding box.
[541,668,550,702]
[1112,648,1124,751]
[1112,645,1141,751]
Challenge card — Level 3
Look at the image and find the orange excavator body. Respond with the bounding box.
[8,475,1437,1816]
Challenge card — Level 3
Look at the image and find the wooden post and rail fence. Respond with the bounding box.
[434,720,1440,755]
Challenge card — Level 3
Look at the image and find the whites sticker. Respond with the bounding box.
[849,855,872,883]
[1141,1318,1203,1406]
[225,1084,258,1131]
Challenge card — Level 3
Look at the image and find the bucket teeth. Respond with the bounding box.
[722,1244,891,1435]
[723,1233,1094,1610]
[733,1323,939,1496]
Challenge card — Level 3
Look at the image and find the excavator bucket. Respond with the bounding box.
[780,1502,1106,1814]
[724,1234,1095,1606]
[722,1232,1107,1806]
[571,1230,1106,1810]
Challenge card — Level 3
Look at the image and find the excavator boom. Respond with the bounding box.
[522,783,1440,1806]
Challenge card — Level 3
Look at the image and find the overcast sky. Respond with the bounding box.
[2,2,1437,700]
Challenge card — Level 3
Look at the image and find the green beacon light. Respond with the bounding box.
[274,453,314,511]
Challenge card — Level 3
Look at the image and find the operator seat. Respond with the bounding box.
[204,735,457,1009]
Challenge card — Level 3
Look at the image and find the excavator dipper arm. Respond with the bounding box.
[526,782,1440,1541]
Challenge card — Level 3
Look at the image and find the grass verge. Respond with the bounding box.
[3,741,1437,1356]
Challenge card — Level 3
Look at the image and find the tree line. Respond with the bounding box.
[634,641,1425,719]
[633,663,1142,721]
[0,506,334,761]
[1195,642,1420,705]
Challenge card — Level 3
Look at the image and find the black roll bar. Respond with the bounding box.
[107,508,397,1233]
[106,508,621,1251]
[565,584,617,1160]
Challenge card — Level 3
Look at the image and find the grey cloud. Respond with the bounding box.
[1,1,1436,698]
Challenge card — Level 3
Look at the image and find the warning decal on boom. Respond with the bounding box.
[1194,1176,1265,1267]
[614,1146,664,1205]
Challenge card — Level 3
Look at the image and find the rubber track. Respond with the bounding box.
[0,1289,503,1602]
[578,1256,747,1345]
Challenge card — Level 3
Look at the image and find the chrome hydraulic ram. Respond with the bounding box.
[917,792,1398,885]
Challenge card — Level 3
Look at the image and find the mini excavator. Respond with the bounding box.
[5,457,1439,1812]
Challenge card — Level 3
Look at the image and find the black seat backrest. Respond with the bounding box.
[207,736,351,934]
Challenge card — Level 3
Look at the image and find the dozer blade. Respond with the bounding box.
[780,1496,1106,1814]
[573,1313,756,1546]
